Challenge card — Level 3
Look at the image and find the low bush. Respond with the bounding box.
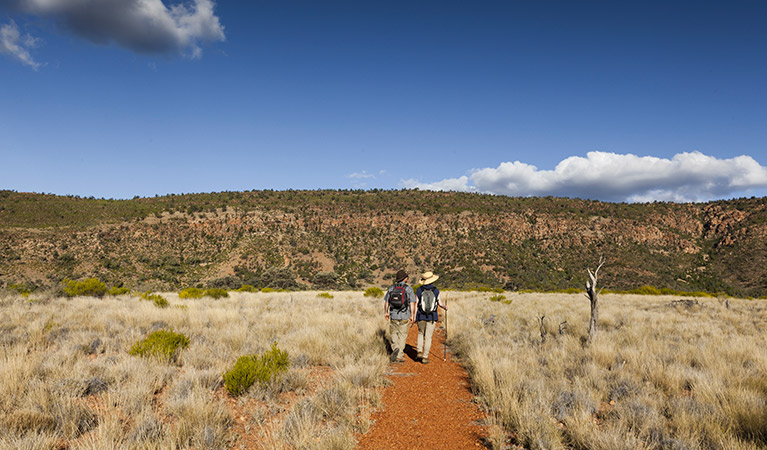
[204,288,229,299]
[317,292,333,299]
[8,283,32,297]
[605,286,716,298]
[363,287,384,298]
[551,287,582,294]
[223,343,290,397]
[235,285,258,292]
[108,286,130,296]
[129,330,190,362]
[178,287,204,299]
[140,291,169,308]
[261,287,289,293]
[179,287,229,299]
[489,294,512,304]
[62,278,107,298]
[476,286,505,293]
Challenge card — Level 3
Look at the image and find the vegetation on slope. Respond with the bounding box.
[1,190,766,296]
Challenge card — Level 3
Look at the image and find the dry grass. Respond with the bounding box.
[0,291,388,449]
[448,292,767,450]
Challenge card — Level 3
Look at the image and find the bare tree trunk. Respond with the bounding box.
[586,256,605,344]
[539,314,547,343]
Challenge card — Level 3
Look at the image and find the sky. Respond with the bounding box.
[1,0,766,203]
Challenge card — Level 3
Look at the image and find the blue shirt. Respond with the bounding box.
[416,284,440,322]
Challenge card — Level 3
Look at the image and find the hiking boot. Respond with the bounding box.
[421,357,430,364]
[390,349,400,363]
[394,357,405,363]
[417,352,423,361]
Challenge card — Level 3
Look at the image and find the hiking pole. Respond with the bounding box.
[443,293,448,361]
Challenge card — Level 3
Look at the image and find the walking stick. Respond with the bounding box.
[443,294,448,361]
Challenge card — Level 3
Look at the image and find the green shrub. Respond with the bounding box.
[108,286,130,296]
[8,283,32,297]
[140,291,169,308]
[551,287,582,294]
[258,287,292,293]
[489,294,506,302]
[62,278,108,297]
[129,330,190,361]
[204,288,229,299]
[179,287,204,299]
[364,287,384,298]
[605,286,716,298]
[179,287,229,299]
[223,343,290,397]
[477,286,505,293]
[235,284,258,292]
[317,292,334,299]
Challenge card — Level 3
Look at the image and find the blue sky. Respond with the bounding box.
[1,0,766,202]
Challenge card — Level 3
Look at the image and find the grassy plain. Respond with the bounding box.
[0,291,388,449]
[449,292,767,449]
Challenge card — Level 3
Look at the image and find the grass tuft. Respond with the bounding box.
[223,343,290,397]
[129,330,190,362]
[140,291,169,308]
[363,287,384,298]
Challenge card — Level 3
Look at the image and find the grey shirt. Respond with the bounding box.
[384,282,417,320]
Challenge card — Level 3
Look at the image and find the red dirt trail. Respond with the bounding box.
[357,322,488,449]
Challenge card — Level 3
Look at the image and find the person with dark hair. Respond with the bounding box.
[415,271,447,364]
[384,270,417,363]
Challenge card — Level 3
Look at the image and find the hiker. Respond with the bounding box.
[384,269,417,363]
[415,271,447,364]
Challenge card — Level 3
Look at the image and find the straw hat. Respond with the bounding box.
[419,271,439,285]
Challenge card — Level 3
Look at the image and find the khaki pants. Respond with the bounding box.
[389,319,409,360]
[417,320,436,357]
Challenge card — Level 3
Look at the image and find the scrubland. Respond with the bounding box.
[0,291,388,449]
[449,292,767,450]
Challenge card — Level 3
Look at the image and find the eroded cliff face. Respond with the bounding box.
[1,191,766,296]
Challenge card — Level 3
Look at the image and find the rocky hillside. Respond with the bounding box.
[1,190,766,296]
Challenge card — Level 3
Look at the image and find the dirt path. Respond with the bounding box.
[357,321,488,449]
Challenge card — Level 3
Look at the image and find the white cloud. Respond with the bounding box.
[0,21,41,69]
[0,0,224,58]
[401,176,473,192]
[403,151,767,202]
[347,170,376,180]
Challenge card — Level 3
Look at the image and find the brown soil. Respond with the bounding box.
[357,322,488,449]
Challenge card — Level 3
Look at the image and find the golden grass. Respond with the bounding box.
[0,291,388,449]
[448,291,767,450]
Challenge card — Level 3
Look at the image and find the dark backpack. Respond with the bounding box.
[388,284,408,311]
[419,288,437,314]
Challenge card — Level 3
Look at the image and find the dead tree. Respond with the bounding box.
[585,256,605,343]
[539,314,547,343]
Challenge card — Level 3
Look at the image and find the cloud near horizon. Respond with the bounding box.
[402,151,767,202]
[0,0,224,62]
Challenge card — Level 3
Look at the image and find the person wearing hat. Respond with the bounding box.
[415,271,447,364]
[384,269,417,363]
